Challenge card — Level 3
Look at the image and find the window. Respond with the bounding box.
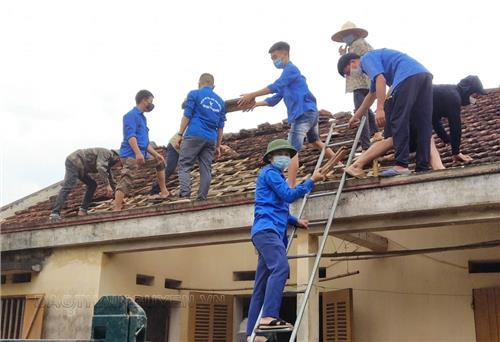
[469,260,500,273]
[233,271,256,281]
[164,278,182,289]
[188,292,233,341]
[319,267,327,279]
[473,287,500,341]
[322,289,354,342]
[1,295,45,339]
[12,273,31,283]
[136,274,154,286]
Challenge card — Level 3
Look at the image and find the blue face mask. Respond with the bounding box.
[342,34,356,45]
[271,155,291,170]
[273,58,285,69]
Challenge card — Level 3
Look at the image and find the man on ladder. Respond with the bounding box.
[246,139,325,341]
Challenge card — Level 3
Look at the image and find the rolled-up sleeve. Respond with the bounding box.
[123,114,137,141]
[218,107,227,129]
[183,90,197,119]
[265,93,283,107]
[361,54,384,92]
[287,214,298,226]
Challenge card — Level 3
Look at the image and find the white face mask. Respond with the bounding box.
[350,66,362,77]
[469,96,477,105]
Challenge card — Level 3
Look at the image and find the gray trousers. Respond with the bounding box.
[52,159,97,214]
[178,136,215,200]
[354,88,379,150]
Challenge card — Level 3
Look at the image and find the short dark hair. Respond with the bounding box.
[199,73,215,87]
[135,90,154,104]
[337,53,360,77]
[269,41,290,54]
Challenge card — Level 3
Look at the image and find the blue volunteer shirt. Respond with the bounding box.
[265,62,318,124]
[120,107,150,158]
[184,87,226,142]
[360,48,430,94]
[252,164,314,244]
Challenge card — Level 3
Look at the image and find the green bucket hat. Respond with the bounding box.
[263,139,297,163]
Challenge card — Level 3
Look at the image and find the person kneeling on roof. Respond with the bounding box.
[433,75,487,164]
[176,73,226,200]
[49,148,121,221]
[246,139,324,339]
[114,90,171,211]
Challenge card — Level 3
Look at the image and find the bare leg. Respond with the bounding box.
[311,140,336,160]
[346,138,394,174]
[429,137,445,170]
[288,154,299,188]
[156,170,170,196]
[114,190,125,211]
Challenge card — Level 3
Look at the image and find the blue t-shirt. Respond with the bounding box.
[184,87,226,142]
[252,164,314,244]
[120,107,149,158]
[361,48,430,94]
[265,62,318,124]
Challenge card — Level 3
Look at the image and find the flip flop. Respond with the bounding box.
[257,318,293,331]
[379,168,411,177]
[344,167,366,179]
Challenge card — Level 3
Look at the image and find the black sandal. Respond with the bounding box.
[257,318,293,331]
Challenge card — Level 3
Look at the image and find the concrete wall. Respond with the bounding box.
[0,245,104,339]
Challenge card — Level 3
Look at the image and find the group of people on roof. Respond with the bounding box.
[241,22,488,340]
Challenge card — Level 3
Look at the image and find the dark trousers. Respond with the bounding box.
[151,144,179,194]
[52,159,97,214]
[246,230,289,336]
[178,136,215,200]
[385,73,433,171]
[353,88,378,150]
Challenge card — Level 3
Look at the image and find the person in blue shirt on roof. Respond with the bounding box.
[176,73,226,200]
[246,139,324,339]
[238,41,338,188]
[337,49,434,177]
[114,90,170,211]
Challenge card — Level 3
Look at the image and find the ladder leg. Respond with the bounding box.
[248,120,338,341]
[288,116,366,341]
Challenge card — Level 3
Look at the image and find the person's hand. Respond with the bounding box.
[311,170,325,183]
[375,108,386,128]
[105,185,114,197]
[243,101,259,112]
[155,153,165,165]
[215,146,222,160]
[296,219,310,230]
[135,152,145,165]
[238,93,256,106]
[338,45,347,56]
[453,153,473,163]
[348,116,360,128]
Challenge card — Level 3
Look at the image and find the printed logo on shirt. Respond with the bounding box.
[200,97,222,113]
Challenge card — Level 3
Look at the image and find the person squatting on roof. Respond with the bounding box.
[246,139,325,340]
[238,41,340,188]
[114,90,170,211]
[337,49,434,177]
[49,148,121,221]
[432,75,487,163]
[332,21,383,150]
[177,73,226,200]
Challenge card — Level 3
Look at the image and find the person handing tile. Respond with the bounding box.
[238,41,339,188]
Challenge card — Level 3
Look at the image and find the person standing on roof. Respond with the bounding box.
[338,49,433,177]
[331,21,382,150]
[114,90,170,211]
[49,148,121,221]
[177,73,226,200]
[238,41,338,188]
[433,75,487,163]
[246,139,324,339]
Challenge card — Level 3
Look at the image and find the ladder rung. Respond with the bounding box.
[308,191,337,199]
[329,139,354,147]
[288,253,317,260]
[334,123,349,128]
[284,289,306,294]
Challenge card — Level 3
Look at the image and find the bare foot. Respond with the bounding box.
[453,153,473,163]
[77,209,87,217]
[344,164,366,179]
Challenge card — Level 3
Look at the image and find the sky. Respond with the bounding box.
[1,0,499,206]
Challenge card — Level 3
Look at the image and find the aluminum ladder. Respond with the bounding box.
[249,115,367,341]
